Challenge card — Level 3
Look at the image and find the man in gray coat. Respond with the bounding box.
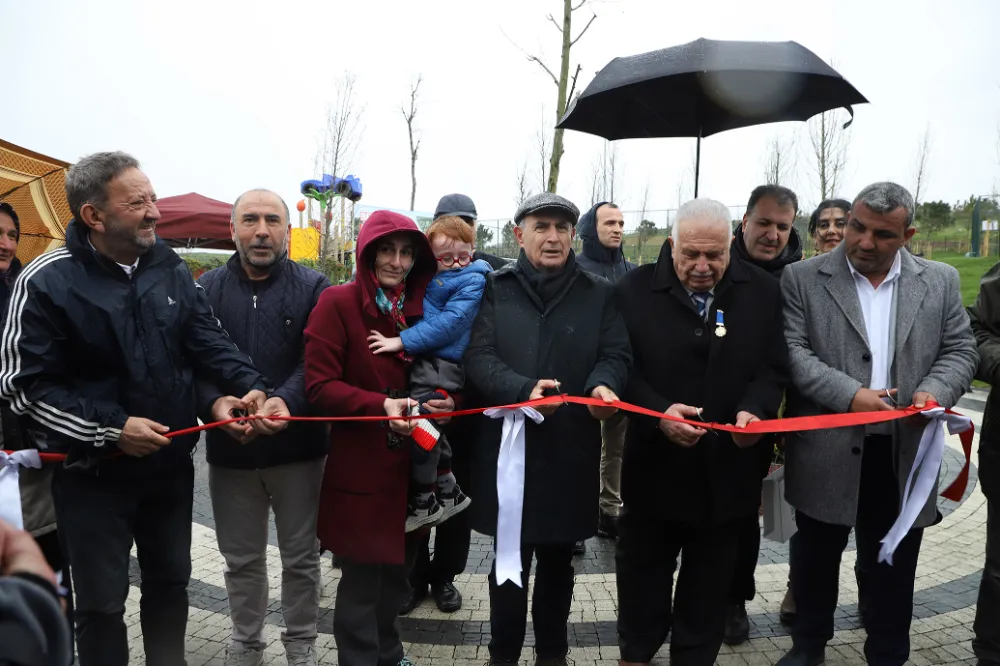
[777,182,977,666]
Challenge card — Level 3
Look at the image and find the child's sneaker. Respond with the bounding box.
[437,485,472,523]
[406,494,443,532]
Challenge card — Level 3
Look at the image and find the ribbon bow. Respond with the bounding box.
[878,407,973,564]
[484,406,545,588]
[0,449,42,530]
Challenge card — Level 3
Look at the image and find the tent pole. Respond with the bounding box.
[694,131,701,198]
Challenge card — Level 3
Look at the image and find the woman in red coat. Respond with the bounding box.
[304,210,442,666]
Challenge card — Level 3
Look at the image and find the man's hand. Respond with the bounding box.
[912,392,938,410]
[528,379,562,416]
[368,330,404,355]
[659,404,707,447]
[849,388,897,413]
[422,394,456,426]
[0,519,58,586]
[118,417,171,457]
[730,411,762,448]
[588,386,619,420]
[384,397,416,436]
[211,396,255,441]
[253,397,291,435]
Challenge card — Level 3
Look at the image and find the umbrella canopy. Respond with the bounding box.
[0,140,71,264]
[557,38,868,194]
[155,192,235,251]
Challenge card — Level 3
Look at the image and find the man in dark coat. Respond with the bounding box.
[615,198,788,666]
[577,201,634,543]
[197,189,330,666]
[402,192,506,617]
[724,184,801,644]
[0,152,268,666]
[962,268,1000,666]
[464,192,632,666]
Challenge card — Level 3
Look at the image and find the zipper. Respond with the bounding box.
[249,287,259,362]
[253,294,258,309]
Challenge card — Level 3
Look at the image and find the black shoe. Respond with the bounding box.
[431,582,462,613]
[723,603,750,645]
[573,540,586,555]
[775,647,825,666]
[597,512,619,539]
[399,585,427,616]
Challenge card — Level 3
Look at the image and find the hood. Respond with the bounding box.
[356,210,436,318]
[731,225,803,277]
[578,201,625,265]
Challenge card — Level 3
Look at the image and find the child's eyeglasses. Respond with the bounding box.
[435,253,472,267]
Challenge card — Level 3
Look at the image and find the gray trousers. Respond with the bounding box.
[410,356,463,486]
[599,413,628,516]
[209,457,325,651]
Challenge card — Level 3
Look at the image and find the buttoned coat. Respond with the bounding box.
[781,244,977,528]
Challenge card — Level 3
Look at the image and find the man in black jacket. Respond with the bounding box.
[0,152,268,666]
[403,192,505,616]
[615,198,788,666]
[197,189,330,666]
[464,192,632,666]
[577,201,634,543]
[724,184,801,644]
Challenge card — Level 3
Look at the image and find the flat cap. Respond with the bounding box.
[514,192,580,225]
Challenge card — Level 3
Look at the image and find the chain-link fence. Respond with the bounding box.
[476,205,748,265]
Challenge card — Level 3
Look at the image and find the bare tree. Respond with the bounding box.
[589,140,623,204]
[763,132,797,186]
[808,109,851,201]
[515,160,531,207]
[315,73,365,260]
[507,0,596,192]
[536,114,552,193]
[400,75,422,211]
[911,125,932,214]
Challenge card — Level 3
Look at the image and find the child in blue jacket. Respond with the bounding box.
[368,216,492,531]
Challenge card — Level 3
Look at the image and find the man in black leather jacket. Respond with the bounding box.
[197,189,330,666]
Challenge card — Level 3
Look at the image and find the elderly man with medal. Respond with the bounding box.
[613,198,790,666]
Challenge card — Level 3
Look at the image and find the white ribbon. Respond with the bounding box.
[878,407,972,564]
[0,449,42,530]
[485,406,545,588]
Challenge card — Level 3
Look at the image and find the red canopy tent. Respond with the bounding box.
[155,192,235,250]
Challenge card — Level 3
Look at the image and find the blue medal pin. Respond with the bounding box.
[715,309,727,338]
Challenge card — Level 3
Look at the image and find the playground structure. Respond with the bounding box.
[299,173,362,266]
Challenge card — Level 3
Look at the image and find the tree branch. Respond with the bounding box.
[501,28,559,86]
[566,63,582,103]
[570,13,597,47]
[545,13,562,32]
[571,0,589,11]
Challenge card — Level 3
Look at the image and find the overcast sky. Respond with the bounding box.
[3,0,999,228]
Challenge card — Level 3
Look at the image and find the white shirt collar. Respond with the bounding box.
[88,235,140,276]
[847,250,901,287]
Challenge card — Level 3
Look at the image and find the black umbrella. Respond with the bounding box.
[557,38,868,196]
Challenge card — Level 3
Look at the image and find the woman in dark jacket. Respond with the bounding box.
[304,210,440,666]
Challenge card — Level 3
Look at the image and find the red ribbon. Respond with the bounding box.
[5,395,975,501]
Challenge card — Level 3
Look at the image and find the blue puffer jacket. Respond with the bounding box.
[400,259,492,362]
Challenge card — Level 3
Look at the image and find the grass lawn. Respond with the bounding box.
[935,251,999,306]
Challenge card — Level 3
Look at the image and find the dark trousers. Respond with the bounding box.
[729,514,761,602]
[974,497,1000,665]
[790,435,922,666]
[35,530,74,664]
[335,537,419,666]
[616,507,740,666]
[53,462,194,666]
[410,418,472,589]
[488,542,576,663]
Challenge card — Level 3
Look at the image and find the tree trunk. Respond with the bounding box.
[547,0,573,193]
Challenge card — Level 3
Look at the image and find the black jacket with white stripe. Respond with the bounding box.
[0,221,267,478]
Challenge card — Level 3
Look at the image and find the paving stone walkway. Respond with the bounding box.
[121,390,992,665]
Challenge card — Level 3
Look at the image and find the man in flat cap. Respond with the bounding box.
[464,193,633,666]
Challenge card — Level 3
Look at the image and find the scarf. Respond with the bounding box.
[516,249,578,307]
[370,268,411,363]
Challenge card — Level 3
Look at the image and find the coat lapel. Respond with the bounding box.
[893,250,928,360]
[822,245,870,349]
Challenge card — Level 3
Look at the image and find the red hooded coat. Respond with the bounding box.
[304,211,436,565]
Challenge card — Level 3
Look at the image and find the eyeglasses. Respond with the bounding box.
[435,253,472,267]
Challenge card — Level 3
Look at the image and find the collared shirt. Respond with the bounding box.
[89,236,140,278]
[847,251,902,392]
[684,287,715,322]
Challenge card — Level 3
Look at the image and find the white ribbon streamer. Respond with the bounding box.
[485,406,545,588]
[878,407,972,564]
[0,449,42,530]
